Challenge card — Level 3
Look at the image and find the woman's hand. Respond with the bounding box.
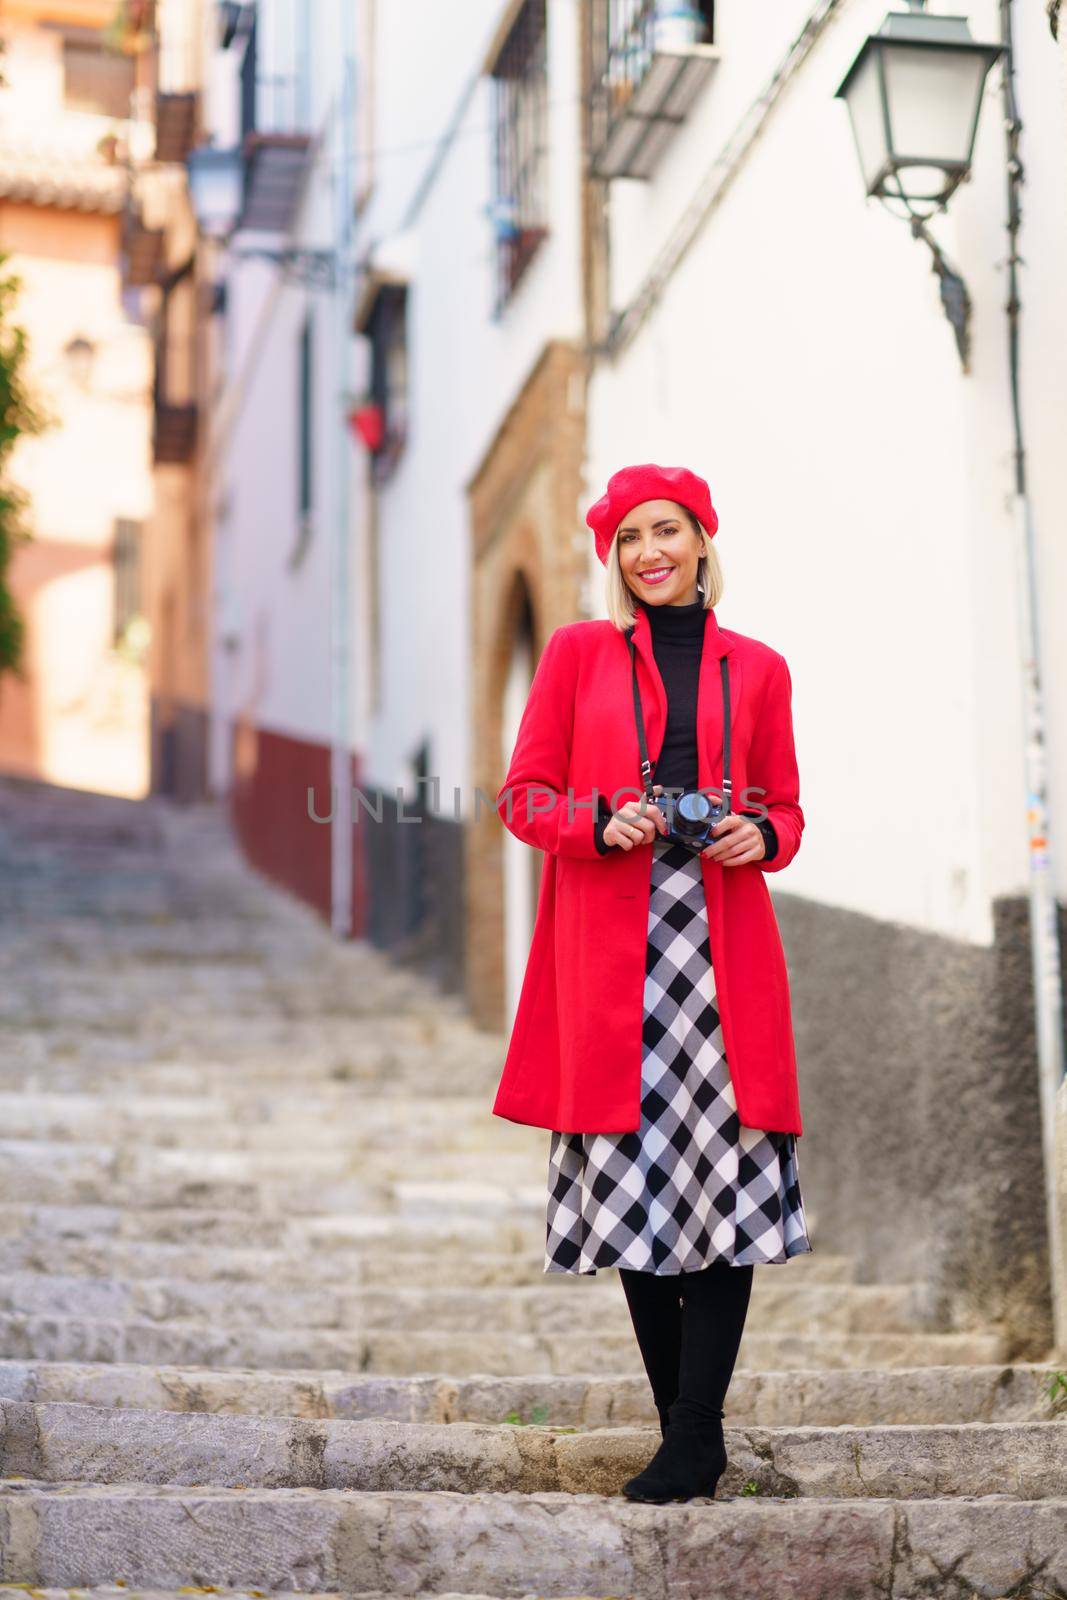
[700,814,767,866]
[602,784,670,851]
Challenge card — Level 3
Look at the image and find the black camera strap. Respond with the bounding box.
[626,628,732,812]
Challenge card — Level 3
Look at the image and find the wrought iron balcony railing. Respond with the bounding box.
[589,0,720,180]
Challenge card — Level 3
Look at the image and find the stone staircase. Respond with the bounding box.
[0,775,1063,1600]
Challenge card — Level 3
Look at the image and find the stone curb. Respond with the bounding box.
[1,1482,1065,1599]
[0,1202,545,1254]
[2,1401,1066,1499]
[0,1312,1006,1375]
[0,1358,1059,1427]
[0,1236,857,1289]
[0,1590,518,1600]
[0,1271,931,1337]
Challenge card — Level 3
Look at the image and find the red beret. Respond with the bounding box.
[585,463,719,566]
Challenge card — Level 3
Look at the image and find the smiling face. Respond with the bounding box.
[614,498,704,607]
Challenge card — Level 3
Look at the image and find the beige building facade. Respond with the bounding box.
[0,0,152,796]
[0,0,207,801]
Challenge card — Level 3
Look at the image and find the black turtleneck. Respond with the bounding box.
[636,592,705,792]
[593,594,779,861]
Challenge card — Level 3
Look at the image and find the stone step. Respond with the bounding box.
[0,1591,362,1600]
[0,1119,521,1159]
[0,1058,502,1092]
[0,1591,501,1600]
[1,1480,1063,1598]
[0,1201,547,1254]
[0,1233,858,1289]
[0,1091,520,1147]
[0,1063,505,1098]
[2,1358,1057,1428]
[0,1136,531,1185]
[0,1007,481,1055]
[0,1037,504,1091]
[0,1271,925,1337]
[0,1107,521,1145]
[0,1312,1007,1374]
[4,1399,1067,1501]
[0,1154,549,1217]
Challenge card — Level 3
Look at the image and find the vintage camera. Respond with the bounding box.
[625,623,735,859]
[658,786,731,856]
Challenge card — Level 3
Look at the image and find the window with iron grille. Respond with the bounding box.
[488,0,549,314]
[366,283,408,484]
[112,519,142,643]
[62,34,137,120]
[589,0,716,181]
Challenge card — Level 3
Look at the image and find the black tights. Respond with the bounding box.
[619,1259,754,1426]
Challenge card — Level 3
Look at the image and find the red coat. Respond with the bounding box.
[491,602,806,1137]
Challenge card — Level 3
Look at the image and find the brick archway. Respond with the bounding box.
[466,341,588,1030]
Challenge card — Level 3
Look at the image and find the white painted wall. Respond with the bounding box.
[207,0,359,789]
[207,0,1066,955]
[353,0,585,811]
[586,0,1067,946]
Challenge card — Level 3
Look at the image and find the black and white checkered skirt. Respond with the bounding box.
[545,836,814,1275]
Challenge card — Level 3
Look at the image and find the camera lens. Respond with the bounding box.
[675,791,711,837]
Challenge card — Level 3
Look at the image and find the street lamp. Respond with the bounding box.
[185,141,336,287]
[834,1,1004,366]
[186,144,244,242]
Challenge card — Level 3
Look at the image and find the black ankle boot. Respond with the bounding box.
[622,1401,728,1503]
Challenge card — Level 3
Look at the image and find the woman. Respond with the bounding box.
[492,462,813,1505]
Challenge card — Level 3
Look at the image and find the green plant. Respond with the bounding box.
[740,1479,761,1496]
[0,253,49,680]
[502,1402,553,1426]
[1045,1369,1067,1417]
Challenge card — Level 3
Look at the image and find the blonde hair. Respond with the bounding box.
[604,510,724,630]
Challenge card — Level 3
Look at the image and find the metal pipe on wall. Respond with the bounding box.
[999,0,1067,1356]
[330,0,356,938]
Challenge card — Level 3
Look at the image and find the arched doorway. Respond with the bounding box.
[465,339,588,1030]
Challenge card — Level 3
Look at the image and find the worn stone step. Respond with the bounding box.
[0,1170,375,1214]
[0,1591,354,1600]
[1,1479,1064,1598]
[0,1038,504,1093]
[0,1202,546,1254]
[0,1047,503,1092]
[0,985,474,1024]
[0,1312,1007,1374]
[0,1113,524,1164]
[0,1062,501,1094]
[0,1233,858,1290]
[0,1138,530,1187]
[0,995,480,1046]
[0,1271,929,1338]
[0,1063,505,1098]
[0,1273,589,1332]
[0,1092,525,1150]
[0,1239,558,1290]
[2,1358,1058,1429]
[0,1089,500,1129]
[0,1149,549,1217]
[0,1591,506,1600]
[4,1399,1067,1501]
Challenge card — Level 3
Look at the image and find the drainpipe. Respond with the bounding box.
[330,4,355,937]
[1000,0,1067,1357]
